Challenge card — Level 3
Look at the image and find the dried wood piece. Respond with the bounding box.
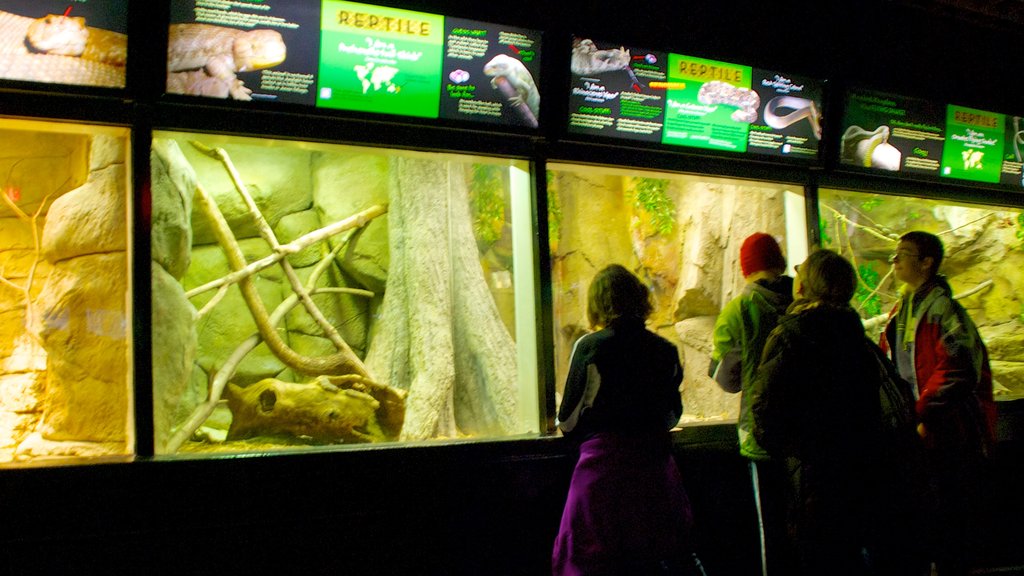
[225,375,405,443]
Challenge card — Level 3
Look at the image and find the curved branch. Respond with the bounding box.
[861,279,994,333]
[193,181,369,377]
[191,141,348,353]
[956,278,994,299]
[821,203,899,243]
[195,284,230,321]
[166,284,376,452]
[184,204,387,298]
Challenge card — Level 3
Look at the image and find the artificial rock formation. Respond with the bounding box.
[34,137,130,445]
[549,166,794,423]
[0,129,89,459]
[151,139,202,452]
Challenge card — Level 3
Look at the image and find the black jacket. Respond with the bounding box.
[557,317,683,441]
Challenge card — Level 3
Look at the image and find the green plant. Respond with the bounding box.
[854,264,882,317]
[819,217,833,247]
[469,164,505,247]
[1016,212,1024,248]
[546,170,562,253]
[860,197,883,211]
[630,178,674,235]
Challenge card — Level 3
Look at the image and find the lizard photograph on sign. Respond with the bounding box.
[166,0,320,105]
[0,0,128,88]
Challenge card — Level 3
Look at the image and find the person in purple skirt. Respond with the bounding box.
[553,264,693,576]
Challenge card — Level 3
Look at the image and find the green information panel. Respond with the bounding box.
[940,105,1005,184]
[317,1,444,117]
[662,55,753,152]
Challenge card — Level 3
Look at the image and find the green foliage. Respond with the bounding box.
[854,264,882,316]
[860,197,883,211]
[470,164,506,247]
[630,178,675,235]
[819,217,833,247]
[1017,212,1024,248]
[546,170,562,252]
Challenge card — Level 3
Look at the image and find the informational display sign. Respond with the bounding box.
[1003,116,1024,188]
[940,106,1004,184]
[166,0,542,128]
[840,88,1023,189]
[840,90,947,175]
[567,37,823,159]
[0,0,128,88]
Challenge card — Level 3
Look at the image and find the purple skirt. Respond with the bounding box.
[552,432,693,576]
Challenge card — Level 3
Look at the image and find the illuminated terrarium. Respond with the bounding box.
[151,132,539,454]
[547,164,808,424]
[0,118,133,464]
[819,188,1024,401]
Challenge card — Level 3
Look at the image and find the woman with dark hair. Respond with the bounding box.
[750,250,902,576]
[553,264,692,576]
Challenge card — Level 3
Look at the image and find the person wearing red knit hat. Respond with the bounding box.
[740,232,788,278]
[710,232,794,576]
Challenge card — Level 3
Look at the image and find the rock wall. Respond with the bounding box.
[820,192,1024,399]
[32,134,130,451]
[549,170,634,391]
[150,139,392,448]
[672,181,788,422]
[0,130,91,460]
[549,166,793,422]
[151,139,200,452]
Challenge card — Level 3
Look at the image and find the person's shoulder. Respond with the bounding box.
[767,310,803,342]
[718,292,747,316]
[749,277,794,308]
[574,329,606,348]
[638,327,679,353]
[921,282,960,320]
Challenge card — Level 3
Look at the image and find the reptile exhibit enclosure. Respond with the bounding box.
[0,118,133,463]
[818,189,1024,401]
[149,132,539,454]
[3,0,1024,574]
[546,165,809,423]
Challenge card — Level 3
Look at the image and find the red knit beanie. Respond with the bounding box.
[740,233,786,277]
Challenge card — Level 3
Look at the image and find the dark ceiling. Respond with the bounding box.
[901,0,1024,29]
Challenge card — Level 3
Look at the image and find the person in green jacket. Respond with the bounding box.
[709,232,793,576]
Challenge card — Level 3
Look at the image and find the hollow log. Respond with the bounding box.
[225,376,406,443]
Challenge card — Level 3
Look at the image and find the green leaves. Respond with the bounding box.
[630,177,675,235]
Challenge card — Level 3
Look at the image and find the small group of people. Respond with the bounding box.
[551,231,996,576]
[717,231,995,576]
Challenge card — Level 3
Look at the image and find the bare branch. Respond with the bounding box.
[166,284,373,453]
[190,141,350,352]
[192,180,369,377]
[184,203,386,298]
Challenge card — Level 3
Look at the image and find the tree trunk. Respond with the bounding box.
[365,157,519,440]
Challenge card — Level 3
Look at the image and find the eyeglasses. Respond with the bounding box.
[888,251,921,263]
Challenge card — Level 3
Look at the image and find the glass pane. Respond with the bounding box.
[547,163,807,425]
[819,188,1024,401]
[151,131,538,455]
[0,118,134,465]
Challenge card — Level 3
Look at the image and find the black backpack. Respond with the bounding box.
[863,338,916,433]
[860,344,931,574]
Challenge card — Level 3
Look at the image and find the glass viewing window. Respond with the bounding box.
[819,188,1024,402]
[0,117,134,466]
[546,163,808,425]
[151,131,539,455]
